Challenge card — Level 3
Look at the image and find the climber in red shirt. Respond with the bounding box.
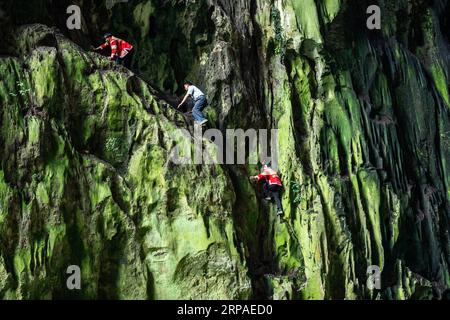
[93,33,134,69]
[250,163,284,217]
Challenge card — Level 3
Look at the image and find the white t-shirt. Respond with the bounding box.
[187,85,205,100]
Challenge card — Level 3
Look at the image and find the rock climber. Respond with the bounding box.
[250,163,284,217]
[93,33,134,69]
[178,82,208,126]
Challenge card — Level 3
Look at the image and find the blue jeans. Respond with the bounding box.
[192,96,206,122]
[263,183,283,212]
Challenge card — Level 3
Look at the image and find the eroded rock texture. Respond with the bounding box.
[0,0,449,299]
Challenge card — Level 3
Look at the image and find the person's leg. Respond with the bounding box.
[262,182,271,200]
[200,97,208,112]
[123,50,134,69]
[193,96,206,122]
[192,100,202,122]
[198,97,207,123]
[268,185,283,213]
[197,97,206,121]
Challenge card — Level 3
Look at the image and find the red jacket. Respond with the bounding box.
[257,166,282,186]
[100,36,133,58]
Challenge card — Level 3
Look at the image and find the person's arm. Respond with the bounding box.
[93,42,109,51]
[250,174,265,182]
[109,39,119,60]
[178,93,190,109]
[257,173,267,181]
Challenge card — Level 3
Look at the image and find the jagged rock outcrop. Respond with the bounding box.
[0,0,449,299]
[0,24,251,299]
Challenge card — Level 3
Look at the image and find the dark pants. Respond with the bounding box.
[263,183,283,212]
[192,95,207,122]
[115,49,134,69]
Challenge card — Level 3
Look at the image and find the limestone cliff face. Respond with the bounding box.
[0,0,449,299]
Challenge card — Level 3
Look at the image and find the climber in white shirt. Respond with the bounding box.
[178,81,208,126]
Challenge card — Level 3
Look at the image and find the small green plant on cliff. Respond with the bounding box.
[270,6,285,60]
[104,136,127,166]
[291,181,302,205]
[9,81,30,97]
[105,137,122,155]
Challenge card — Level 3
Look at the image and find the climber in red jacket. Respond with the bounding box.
[93,33,134,69]
[250,163,284,217]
